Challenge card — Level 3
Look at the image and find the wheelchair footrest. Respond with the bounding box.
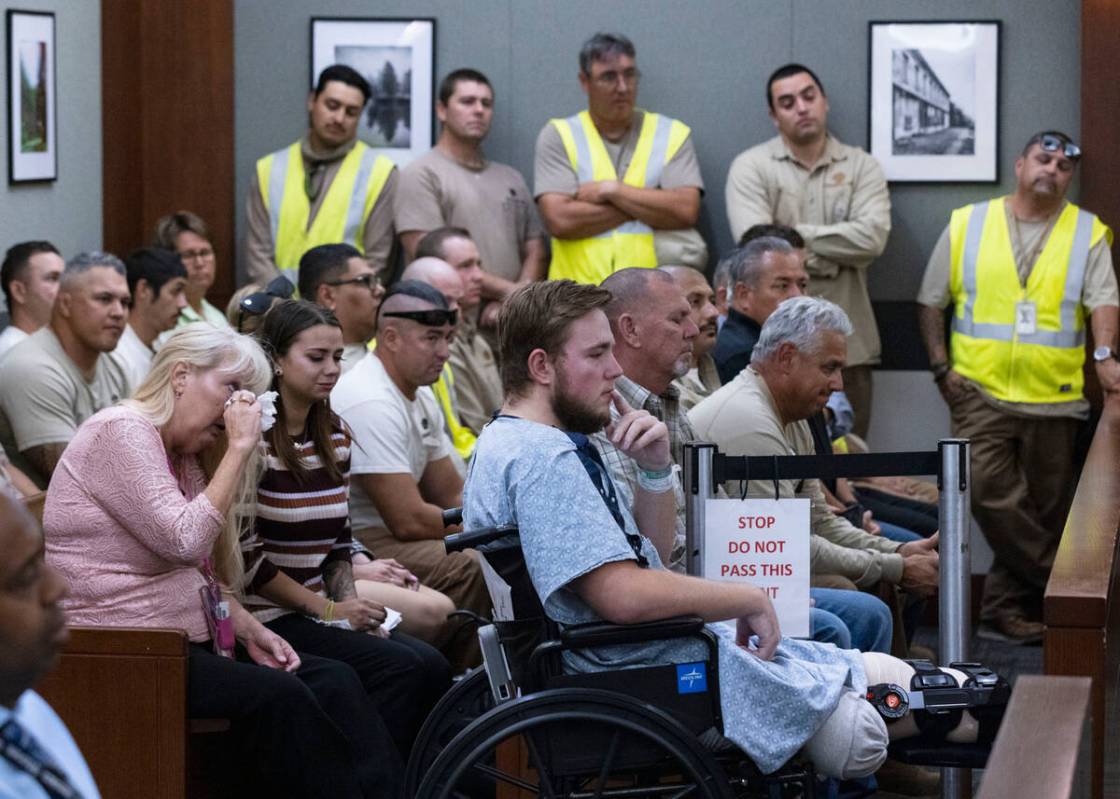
[887,738,991,770]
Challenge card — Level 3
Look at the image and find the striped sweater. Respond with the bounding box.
[241,422,353,622]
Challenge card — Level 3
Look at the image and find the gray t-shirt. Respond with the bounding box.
[464,415,867,774]
[395,148,544,283]
[0,327,130,486]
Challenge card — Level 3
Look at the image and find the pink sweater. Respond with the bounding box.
[44,406,225,641]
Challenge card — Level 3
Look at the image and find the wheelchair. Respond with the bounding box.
[406,514,1009,798]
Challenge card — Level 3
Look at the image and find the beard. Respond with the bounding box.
[551,367,611,434]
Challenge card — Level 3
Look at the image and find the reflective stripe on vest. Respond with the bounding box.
[256,141,393,279]
[948,197,1111,403]
[547,110,689,284]
[432,365,476,460]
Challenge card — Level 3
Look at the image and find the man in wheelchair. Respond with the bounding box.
[461,280,1008,783]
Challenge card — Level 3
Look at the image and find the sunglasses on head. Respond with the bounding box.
[1037,134,1081,161]
[381,308,458,327]
[236,276,295,332]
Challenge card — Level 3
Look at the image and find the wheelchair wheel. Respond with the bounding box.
[416,687,736,799]
[405,667,494,795]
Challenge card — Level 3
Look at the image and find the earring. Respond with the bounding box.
[174,387,183,399]
[274,368,283,377]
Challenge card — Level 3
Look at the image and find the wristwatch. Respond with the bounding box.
[1093,346,1118,363]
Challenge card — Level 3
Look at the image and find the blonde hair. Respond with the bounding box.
[125,323,272,591]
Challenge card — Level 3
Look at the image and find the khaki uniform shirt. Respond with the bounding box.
[918,199,1119,419]
[688,366,903,588]
[395,148,544,283]
[0,327,130,487]
[534,109,708,269]
[244,137,398,284]
[725,135,891,367]
[447,313,504,435]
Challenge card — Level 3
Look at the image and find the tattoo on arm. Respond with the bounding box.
[917,305,949,364]
[22,443,67,482]
[323,559,358,601]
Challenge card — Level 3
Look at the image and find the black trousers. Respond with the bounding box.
[188,642,401,799]
[855,486,940,537]
[265,614,452,757]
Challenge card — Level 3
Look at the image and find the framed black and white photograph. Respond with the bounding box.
[7,10,57,183]
[869,21,1000,183]
[310,17,435,167]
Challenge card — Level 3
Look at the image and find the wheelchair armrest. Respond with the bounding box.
[559,615,706,648]
[444,524,519,553]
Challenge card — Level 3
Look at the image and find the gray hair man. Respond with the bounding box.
[0,252,130,486]
[691,296,940,599]
[712,236,809,384]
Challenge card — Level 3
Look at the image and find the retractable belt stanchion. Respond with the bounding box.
[682,442,716,577]
[938,438,971,799]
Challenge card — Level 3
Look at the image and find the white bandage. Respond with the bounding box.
[803,689,889,779]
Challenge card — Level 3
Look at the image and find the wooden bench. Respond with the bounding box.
[1044,400,1120,799]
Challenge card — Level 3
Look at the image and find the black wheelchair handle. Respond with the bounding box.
[442,507,464,528]
[444,524,520,554]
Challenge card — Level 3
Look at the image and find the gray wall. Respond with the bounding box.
[234,0,1081,299]
[0,0,102,313]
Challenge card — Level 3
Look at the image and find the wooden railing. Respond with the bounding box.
[1044,401,1120,799]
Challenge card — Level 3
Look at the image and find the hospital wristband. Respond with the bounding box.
[637,466,674,493]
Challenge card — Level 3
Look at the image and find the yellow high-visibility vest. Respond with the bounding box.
[432,364,476,460]
[949,197,1112,403]
[548,109,690,285]
[256,141,394,284]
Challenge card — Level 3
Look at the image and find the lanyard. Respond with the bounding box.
[565,432,649,568]
[0,721,83,799]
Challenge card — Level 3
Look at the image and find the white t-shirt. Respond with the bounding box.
[114,324,154,392]
[0,690,101,799]
[0,326,28,363]
[340,342,368,374]
[331,353,450,530]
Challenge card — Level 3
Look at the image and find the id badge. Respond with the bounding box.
[200,586,235,657]
[1015,301,1037,336]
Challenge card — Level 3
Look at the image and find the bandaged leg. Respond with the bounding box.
[861,652,980,743]
[802,689,889,779]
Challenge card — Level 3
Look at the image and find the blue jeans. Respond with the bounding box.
[878,520,922,544]
[810,587,893,653]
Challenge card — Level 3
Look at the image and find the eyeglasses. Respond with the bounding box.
[326,273,382,290]
[179,247,215,262]
[237,276,295,331]
[1037,134,1081,161]
[381,308,458,327]
[590,68,641,88]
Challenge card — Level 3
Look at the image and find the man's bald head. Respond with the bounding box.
[375,279,452,334]
[0,493,69,706]
[401,257,462,309]
[600,267,677,329]
[374,279,457,392]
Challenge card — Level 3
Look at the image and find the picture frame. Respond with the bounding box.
[7,9,57,184]
[310,17,435,168]
[868,21,1000,183]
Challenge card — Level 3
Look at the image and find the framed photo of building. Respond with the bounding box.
[869,21,1000,183]
[310,17,435,168]
[7,10,57,183]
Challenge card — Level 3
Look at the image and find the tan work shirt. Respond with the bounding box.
[725,135,891,367]
[244,137,398,284]
[689,366,903,588]
[447,313,504,435]
[918,198,1119,419]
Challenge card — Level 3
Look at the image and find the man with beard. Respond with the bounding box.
[918,130,1120,643]
[116,248,188,388]
[0,253,131,487]
[0,493,101,798]
[462,280,896,780]
[332,281,490,667]
[660,266,721,411]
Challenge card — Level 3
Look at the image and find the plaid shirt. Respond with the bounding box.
[591,375,694,571]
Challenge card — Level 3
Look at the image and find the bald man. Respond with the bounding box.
[660,266,722,411]
[332,280,489,669]
[0,494,101,798]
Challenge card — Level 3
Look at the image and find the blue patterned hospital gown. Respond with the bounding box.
[464,416,868,774]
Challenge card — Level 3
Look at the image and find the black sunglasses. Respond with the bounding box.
[1037,134,1081,161]
[381,308,458,327]
[326,273,382,290]
[237,276,295,331]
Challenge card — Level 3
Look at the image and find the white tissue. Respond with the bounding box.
[257,390,279,432]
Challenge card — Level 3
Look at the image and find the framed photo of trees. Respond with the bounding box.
[7,10,57,183]
[310,17,435,167]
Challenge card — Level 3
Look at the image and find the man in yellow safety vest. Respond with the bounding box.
[918,130,1120,644]
[533,32,705,286]
[245,64,397,287]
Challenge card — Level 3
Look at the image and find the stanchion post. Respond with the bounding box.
[682,442,716,578]
[938,438,971,799]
